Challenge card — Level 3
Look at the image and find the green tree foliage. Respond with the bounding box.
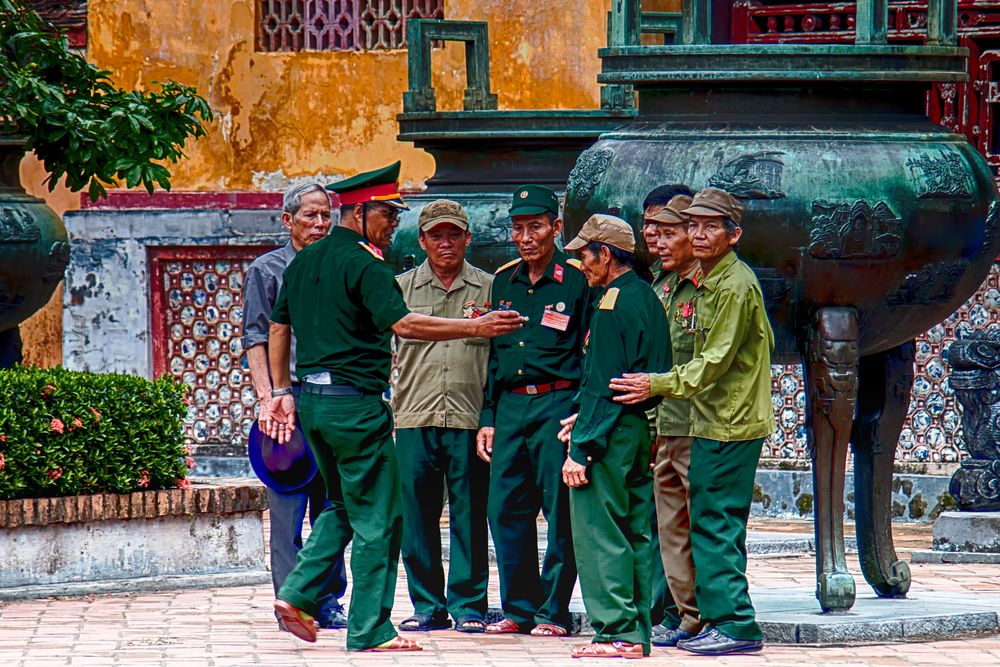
[0,0,213,200]
[0,366,192,499]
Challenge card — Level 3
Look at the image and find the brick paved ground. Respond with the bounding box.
[2,518,999,666]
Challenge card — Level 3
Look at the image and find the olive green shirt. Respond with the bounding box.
[270,225,411,393]
[648,250,776,441]
[570,270,671,465]
[479,250,593,428]
[655,265,699,438]
[392,260,494,430]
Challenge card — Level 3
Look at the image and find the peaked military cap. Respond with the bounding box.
[327,161,409,210]
[564,213,635,253]
[510,184,560,217]
[682,187,743,226]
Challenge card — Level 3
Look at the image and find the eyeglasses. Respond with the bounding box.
[369,204,400,224]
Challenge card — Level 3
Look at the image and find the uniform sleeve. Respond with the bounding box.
[241,263,274,349]
[649,286,748,400]
[269,275,292,326]
[569,309,628,465]
[358,260,411,331]
[479,280,498,429]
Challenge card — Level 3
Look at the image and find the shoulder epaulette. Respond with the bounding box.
[358,240,384,261]
[566,258,583,271]
[599,287,620,311]
[494,258,521,275]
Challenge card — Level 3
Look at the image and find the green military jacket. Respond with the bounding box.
[392,260,493,430]
[648,250,776,442]
[271,225,411,393]
[570,270,671,465]
[655,265,699,438]
[479,250,593,428]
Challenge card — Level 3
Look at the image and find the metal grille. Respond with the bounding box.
[150,247,275,450]
[258,0,444,52]
[764,262,1000,462]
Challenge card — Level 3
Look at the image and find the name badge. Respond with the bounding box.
[541,307,571,332]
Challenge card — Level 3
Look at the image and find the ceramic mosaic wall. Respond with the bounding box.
[764,263,1000,462]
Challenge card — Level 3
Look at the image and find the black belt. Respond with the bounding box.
[302,383,366,397]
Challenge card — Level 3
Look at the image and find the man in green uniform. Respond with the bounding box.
[556,214,671,659]
[610,187,775,656]
[477,185,591,636]
[648,194,704,647]
[260,162,524,653]
[392,200,493,633]
[640,184,694,640]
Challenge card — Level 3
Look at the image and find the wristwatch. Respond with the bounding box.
[270,386,294,398]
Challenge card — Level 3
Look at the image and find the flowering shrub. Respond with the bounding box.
[0,366,191,499]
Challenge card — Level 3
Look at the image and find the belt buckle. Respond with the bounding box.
[525,385,538,395]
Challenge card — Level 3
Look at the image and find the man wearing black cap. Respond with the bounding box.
[262,163,525,653]
[242,182,347,632]
[477,185,591,637]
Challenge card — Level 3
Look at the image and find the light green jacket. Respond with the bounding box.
[649,251,776,442]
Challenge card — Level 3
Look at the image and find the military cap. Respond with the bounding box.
[648,194,693,225]
[418,199,469,232]
[510,184,560,218]
[564,213,635,253]
[682,187,743,226]
[327,161,409,210]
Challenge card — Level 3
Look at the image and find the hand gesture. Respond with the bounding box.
[562,457,588,488]
[557,413,577,444]
[476,427,495,463]
[609,373,652,404]
[260,394,296,444]
[475,310,526,338]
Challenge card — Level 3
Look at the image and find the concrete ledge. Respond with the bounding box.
[910,549,1000,564]
[0,570,271,602]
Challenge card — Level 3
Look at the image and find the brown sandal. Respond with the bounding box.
[363,636,422,652]
[273,600,317,643]
[485,618,521,634]
[572,642,620,658]
[531,623,569,637]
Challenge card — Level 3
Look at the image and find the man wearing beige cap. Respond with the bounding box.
[644,193,705,647]
[611,187,774,656]
[557,214,671,659]
[393,200,493,634]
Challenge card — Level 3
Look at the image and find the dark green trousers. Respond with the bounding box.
[396,427,489,621]
[277,393,402,651]
[488,389,577,630]
[688,437,764,641]
[570,412,653,652]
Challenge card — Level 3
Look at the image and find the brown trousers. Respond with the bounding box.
[652,435,701,634]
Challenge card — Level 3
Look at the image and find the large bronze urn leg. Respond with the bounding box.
[804,307,859,612]
[851,342,914,599]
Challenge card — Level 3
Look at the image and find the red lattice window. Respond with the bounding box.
[150,246,277,450]
[257,0,444,52]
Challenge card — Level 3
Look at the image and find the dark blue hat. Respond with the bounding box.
[247,421,318,494]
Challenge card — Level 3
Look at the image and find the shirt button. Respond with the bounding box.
[519,341,525,347]
[517,369,523,375]
[586,456,592,462]
[528,289,534,295]
[443,366,449,372]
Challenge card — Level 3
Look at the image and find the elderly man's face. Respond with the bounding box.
[283,190,332,251]
[687,214,741,263]
[642,205,667,259]
[365,203,401,248]
[419,222,470,274]
[656,222,695,273]
[511,213,561,264]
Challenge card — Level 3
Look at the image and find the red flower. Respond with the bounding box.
[181,444,192,456]
[69,417,84,431]
[174,477,192,490]
[182,397,193,407]
[50,418,65,434]
[138,470,150,488]
[88,407,102,422]
[185,457,197,471]
[47,467,63,481]
[0,433,5,442]
[43,384,56,398]
[0,452,5,471]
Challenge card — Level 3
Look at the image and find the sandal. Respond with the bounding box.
[398,613,452,632]
[531,623,569,637]
[572,642,621,659]
[484,618,521,634]
[455,615,486,634]
[612,641,648,659]
[273,600,317,643]
[363,636,422,652]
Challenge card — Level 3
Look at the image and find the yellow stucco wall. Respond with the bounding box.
[85,0,626,190]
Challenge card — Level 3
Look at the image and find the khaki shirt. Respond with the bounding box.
[655,265,699,437]
[392,260,493,430]
[649,251,776,441]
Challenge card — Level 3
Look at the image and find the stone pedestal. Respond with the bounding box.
[911,511,1000,563]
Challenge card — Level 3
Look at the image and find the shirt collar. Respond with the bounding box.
[281,242,298,264]
[511,249,567,285]
[698,250,739,292]
[678,262,700,288]
[607,269,637,291]
[414,259,482,291]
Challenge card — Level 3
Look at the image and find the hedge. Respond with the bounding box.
[0,366,192,499]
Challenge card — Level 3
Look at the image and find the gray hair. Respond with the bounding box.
[723,218,739,235]
[282,182,330,217]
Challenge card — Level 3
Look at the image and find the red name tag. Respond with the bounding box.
[541,308,571,332]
